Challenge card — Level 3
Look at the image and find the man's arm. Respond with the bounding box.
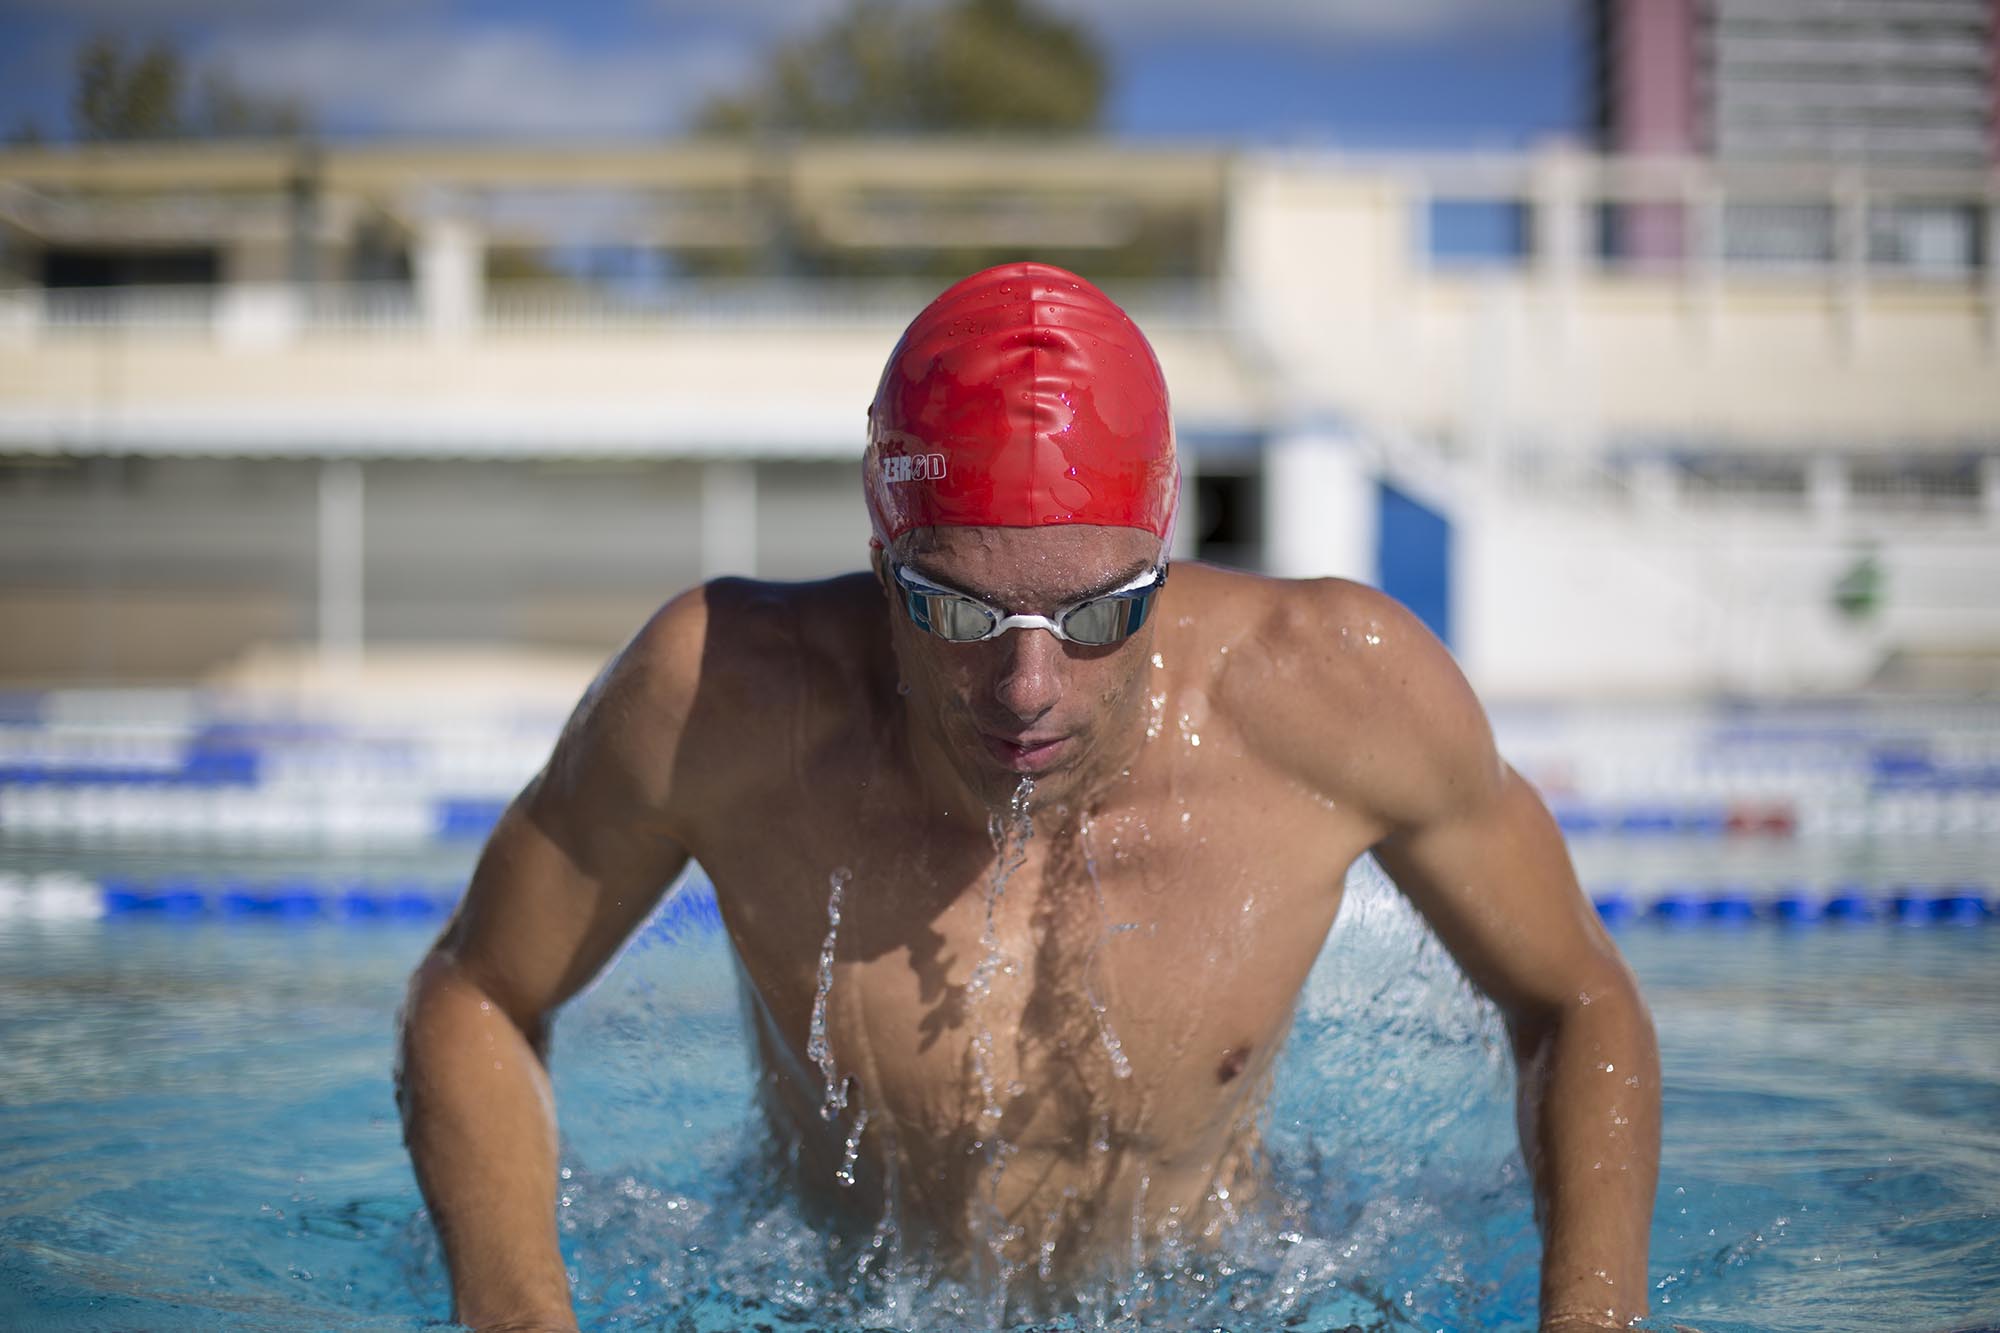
[1282,583,1660,1332]
[397,591,710,1332]
[1374,766,1660,1332]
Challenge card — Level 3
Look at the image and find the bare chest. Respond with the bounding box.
[708,782,1367,1163]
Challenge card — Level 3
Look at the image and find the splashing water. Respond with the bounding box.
[966,779,1035,1130]
[835,1108,870,1188]
[961,777,1037,1289]
[1077,814,1134,1081]
[808,866,855,1124]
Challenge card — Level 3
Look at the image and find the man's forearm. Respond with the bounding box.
[399,954,577,1331]
[1513,981,1661,1331]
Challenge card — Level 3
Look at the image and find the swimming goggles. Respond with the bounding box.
[889,562,1168,645]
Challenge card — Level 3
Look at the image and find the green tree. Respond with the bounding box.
[195,67,309,139]
[75,34,186,140]
[698,0,1107,135]
[70,34,309,142]
[681,0,1204,281]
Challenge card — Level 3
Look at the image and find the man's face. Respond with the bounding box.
[881,524,1165,808]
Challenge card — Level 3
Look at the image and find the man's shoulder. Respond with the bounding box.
[553,572,883,826]
[622,571,883,700]
[1189,567,1493,829]
[1172,564,1414,676]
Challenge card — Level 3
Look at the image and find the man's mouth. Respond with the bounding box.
[979,731,1075,773]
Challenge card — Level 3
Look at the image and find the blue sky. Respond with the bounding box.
[0,0,1582,147]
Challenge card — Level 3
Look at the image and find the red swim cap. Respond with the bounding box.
[863,262,1178,547]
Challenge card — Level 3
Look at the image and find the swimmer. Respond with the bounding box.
[397,262,1660,1332]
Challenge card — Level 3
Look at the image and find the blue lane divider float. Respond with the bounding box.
[1589,885,1993,928]
[1552,803,1798,839]
[36,875,1990,928]
[100,876,459,919]
[434,798,510,841]
[1868,748,2000,794]
[81,872,733,931]
[0,739,262,788]
[1769,891,1824,924]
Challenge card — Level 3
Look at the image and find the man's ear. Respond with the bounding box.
[870,545,890,591]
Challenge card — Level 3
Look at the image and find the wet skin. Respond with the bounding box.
[399,524,1662,1333]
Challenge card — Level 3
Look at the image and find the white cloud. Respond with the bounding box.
[205,23,752,138]
[5,0,1571,141]
[650,0,1567,45]
[6,0,427,25]
[638,0,852,39]
[1042,0,1570,43]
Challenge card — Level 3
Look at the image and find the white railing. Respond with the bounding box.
[3,150,1992,338]
[1476,436,1998,524]
[31,284,218,331]
[1406,151,1998,284]
[5,276,1224,342]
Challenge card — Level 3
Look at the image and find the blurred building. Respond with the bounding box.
[1,136,1997,697]
[1595,0,1995,165]
[1591,0,1996,267]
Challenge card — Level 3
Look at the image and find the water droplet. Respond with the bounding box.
[1076,814,1134,1081]
[835,1108,870,1187]
[969,778,1035,1130]
[808,868,854,1123]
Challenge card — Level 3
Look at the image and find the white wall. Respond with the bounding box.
[1455,492,2000,698]
[1262,429,1376,582]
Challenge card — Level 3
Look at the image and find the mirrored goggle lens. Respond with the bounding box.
[1058,588,1156,645]
[907,590,997,642]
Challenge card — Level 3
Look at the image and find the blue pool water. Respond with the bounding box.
[2,861,1995,1333]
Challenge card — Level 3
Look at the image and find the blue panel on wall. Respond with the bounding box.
[1377,482,1452,648]
[1425,199,1532,266]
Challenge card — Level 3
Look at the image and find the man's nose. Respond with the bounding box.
[991,626,1064,724]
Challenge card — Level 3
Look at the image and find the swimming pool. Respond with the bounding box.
[2,697,1996,1331]
[1,860,1994,1332]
